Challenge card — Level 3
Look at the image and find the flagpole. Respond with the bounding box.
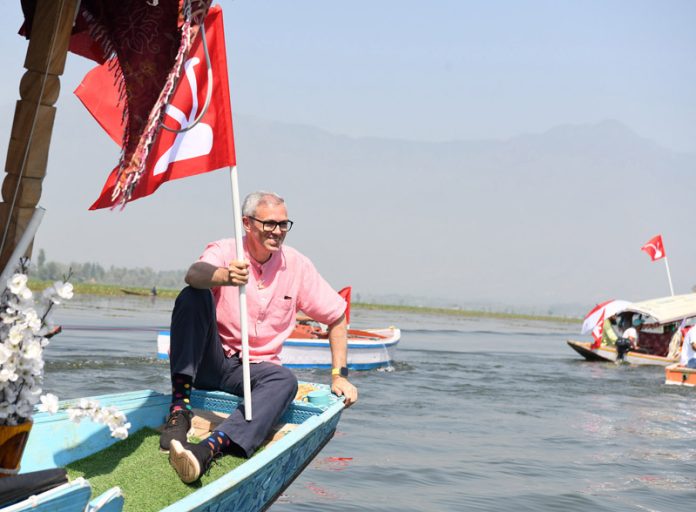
[229,165,252,421]
[664,256,675,296]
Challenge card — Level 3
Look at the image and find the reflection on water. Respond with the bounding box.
[42,297,696,512]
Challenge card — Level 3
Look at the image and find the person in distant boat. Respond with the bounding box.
[624,326,639,347]
[161,191,357,484]
[615,326,638,361]
[679,327,696,368]
[666,321,685,360]
[601,316,620,346]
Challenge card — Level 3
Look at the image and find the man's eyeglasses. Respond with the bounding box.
[248,216,294,232]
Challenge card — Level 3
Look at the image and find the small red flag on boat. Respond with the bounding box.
[77,5,236,210]
[591,310,605,349]
[641,235,666,261]
[338,286,351,325]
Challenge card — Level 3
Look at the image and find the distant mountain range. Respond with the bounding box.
[31,108,696,316]
[232,115,696,315]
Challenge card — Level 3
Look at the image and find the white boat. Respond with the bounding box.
[567,293,696,366]
[157,325,401,370]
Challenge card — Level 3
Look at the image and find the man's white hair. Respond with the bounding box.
[242,191,285,217]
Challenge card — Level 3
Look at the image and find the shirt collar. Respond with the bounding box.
[243,236,278,273]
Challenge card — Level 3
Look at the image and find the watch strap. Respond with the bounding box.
[331,366,349,377]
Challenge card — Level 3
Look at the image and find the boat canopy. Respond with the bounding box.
[624,293,696,324]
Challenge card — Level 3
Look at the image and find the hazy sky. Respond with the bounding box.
[0,1,694,312]
[224,0,696,153]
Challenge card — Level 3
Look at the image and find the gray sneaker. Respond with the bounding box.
[159,410,193,452]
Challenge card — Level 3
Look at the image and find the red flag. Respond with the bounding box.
[74,60,124,146]
[591,310,605,349]
[76,5,235,210]
[338,286,351,325]
[641,235,666,261]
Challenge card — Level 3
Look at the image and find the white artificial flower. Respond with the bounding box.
[23,309,41,333]
[22,339,42,362]
[7,274,28,295]
[0,402,16,419]
[110,410,127,424]
[15,399,34,419]
[38,393,59,414]
[0,343,11,364]
[3,384,18,403]
[0,367,18,383]
[41,285,57,302]
[1,310,18,324]
[7,324,25,346]
[18,385,41,406]
[67,407,84,423]
[111,424,130,440]
[54,282,74,301]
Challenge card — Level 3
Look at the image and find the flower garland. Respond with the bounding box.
[39,395,130,440]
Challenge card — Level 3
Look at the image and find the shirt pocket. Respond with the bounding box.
[267,296,296,331]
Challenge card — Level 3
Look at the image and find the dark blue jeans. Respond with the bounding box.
[169,286,298,457]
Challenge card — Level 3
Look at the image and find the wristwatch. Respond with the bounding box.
[331,366,349,378]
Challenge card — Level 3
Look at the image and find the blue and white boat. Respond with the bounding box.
[5,386,344,511]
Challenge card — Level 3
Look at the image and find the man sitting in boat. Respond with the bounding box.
[161,191,358,483]
[616,327,638,361]
[679,327,696,368]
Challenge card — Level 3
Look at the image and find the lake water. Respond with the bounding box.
[43,296,696,511]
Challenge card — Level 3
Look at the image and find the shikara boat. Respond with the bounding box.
[120,289,154,297]
[4,385,343,511]
[664,363,696,387]
[157,324,401,370]
[566,340,676,366]
[567,293,696,366]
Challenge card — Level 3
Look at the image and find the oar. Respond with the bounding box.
[347,328,388,340]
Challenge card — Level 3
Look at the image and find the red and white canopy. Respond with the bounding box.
[581,299,632,334]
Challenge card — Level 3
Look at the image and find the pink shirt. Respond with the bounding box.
[199,237,347,364]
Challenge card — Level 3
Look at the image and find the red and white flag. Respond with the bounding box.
[641,235,666,261]
[75,5,235,210]
[338,286,352,325]
[591,310,605,349]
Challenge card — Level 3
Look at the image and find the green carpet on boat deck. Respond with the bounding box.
[65,428,246,512]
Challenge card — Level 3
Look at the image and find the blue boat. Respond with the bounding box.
[6,386,344,511]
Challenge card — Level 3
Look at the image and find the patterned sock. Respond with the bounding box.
[170,373,193,414]
[204,430,232,454]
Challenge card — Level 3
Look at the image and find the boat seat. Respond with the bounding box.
[0,477,92,512]
[0,468,68,508]
[87,486,124,512]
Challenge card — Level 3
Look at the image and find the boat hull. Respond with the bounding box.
[9,387,343,512]
[665,363,696,387]
[157,327,401,370]
[566,340,676,366]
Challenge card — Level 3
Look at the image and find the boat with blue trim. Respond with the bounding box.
[3,386,344,511]
[157,324,401,370]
